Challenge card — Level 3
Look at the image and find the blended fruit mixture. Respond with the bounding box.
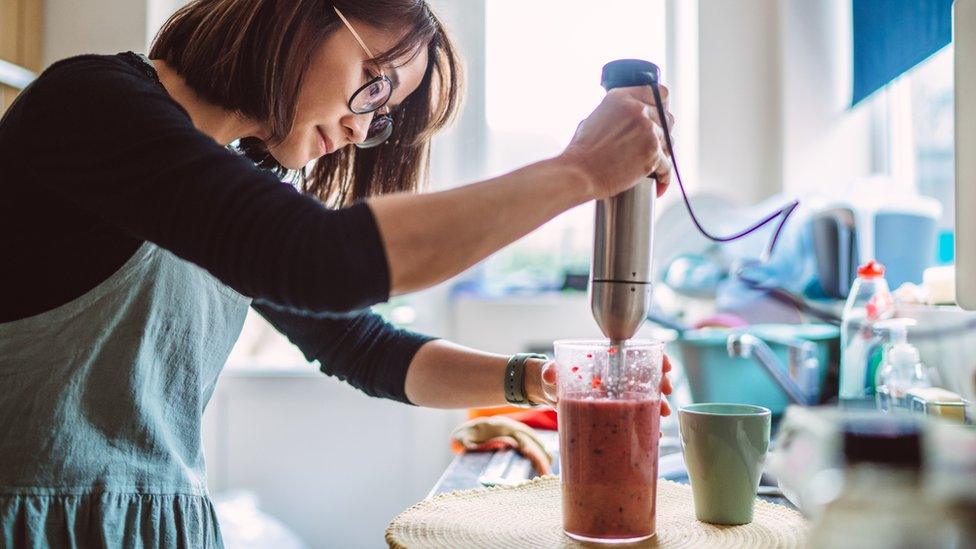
[559,394,660,541]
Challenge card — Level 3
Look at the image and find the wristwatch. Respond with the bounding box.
[504,353,548,407]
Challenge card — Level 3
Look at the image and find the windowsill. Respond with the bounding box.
[451,291,588,303]
[223,358,319,378]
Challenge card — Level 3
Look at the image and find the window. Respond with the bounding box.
[885,45,954,263]
[909,46,954,232]
[475,0,667,294]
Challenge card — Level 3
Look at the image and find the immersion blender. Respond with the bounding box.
[591,59,801,391]
[590,59,660,391]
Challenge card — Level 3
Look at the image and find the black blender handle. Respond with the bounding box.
[601,59,663,182]
[600,59,660,91]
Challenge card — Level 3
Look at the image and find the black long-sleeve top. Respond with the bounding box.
[0,52,435,404]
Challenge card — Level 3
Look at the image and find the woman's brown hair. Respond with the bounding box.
[150,0,462,207]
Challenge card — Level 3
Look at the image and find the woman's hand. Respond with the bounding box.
[559,85,674,200]
[527,354,675,416]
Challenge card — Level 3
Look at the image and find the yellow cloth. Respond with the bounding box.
[451,416,553,474]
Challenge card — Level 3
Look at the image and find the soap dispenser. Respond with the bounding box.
[873,318,930,412]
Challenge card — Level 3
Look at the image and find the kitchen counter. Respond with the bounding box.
[428,429,794,508]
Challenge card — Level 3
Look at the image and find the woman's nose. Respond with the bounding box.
[342,112,372,145]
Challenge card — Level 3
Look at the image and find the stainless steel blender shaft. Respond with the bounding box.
[591,176,656,340]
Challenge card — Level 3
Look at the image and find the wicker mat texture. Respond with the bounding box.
[386,475,808,548]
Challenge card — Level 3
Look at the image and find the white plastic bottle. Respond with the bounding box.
[839,260,893,404]
[874,318,930,412]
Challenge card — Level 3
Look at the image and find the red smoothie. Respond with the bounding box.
[559,395,660,541]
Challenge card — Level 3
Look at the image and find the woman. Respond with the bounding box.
[0,0,674,546]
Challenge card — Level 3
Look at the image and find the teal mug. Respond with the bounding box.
[678,403,771,525]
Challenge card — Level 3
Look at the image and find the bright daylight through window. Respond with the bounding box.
[909,45,954,256]
[475,0,667,295]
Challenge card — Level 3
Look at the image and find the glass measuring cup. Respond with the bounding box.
[551,339,665,543]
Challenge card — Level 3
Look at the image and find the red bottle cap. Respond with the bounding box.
[857,259,885,278]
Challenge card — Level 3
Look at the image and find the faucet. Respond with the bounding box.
[727,332,820,405]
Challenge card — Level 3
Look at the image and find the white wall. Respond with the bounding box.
[693,0,876,205]
[43,0,149,66]
[665,0,701,195]
[204,374,460,549]
[428,0,487,190]
[696,0,784,204]
[779,0,875,193]
[146,0,187,45]
[403,0,489,340]
[43,0,189,66]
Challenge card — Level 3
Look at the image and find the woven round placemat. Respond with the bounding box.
[386,476,808,548]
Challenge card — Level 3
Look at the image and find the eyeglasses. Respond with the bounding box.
[334,7,394,148]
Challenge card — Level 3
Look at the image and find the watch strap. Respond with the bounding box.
[505,353,548,406]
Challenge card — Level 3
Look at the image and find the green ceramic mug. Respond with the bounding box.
[678,403,771,525]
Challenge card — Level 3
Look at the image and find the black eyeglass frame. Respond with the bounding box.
[347,75,395,148]
[335,6,397,148]
[357,111,394,149]
[347,74,394,115]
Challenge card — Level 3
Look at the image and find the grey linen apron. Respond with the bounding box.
[0,241,251,547]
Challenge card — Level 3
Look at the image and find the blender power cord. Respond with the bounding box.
[648,78,799,262]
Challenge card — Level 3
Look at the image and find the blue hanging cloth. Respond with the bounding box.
[852,0,953,105]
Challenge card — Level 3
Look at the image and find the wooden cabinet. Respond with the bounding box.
[0,0,42,112]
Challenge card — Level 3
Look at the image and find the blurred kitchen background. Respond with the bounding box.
[2,0,969,547]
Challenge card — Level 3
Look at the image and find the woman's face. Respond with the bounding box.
[267,19,430,170]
